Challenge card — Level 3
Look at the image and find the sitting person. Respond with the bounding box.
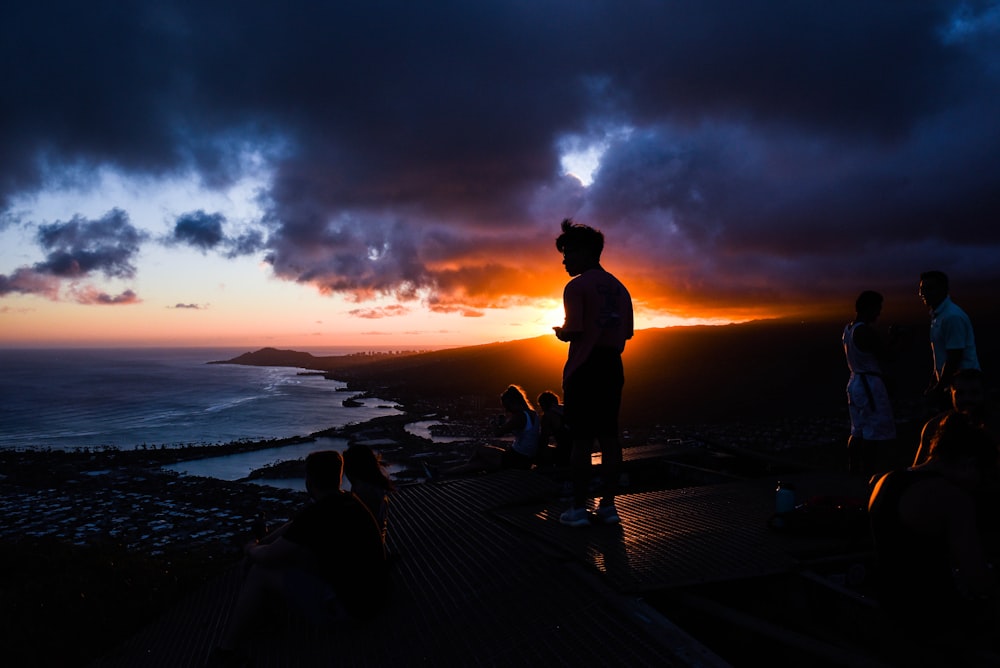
[868,412,999,662]
[343,443,395,545]
[536,390,573,468]
[440,385,540,476]
[210,450,389,666]
[913,368,998,466]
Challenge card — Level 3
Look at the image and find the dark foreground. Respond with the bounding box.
[0,408,941,667]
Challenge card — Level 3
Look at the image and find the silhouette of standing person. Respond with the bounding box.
[919,270,980,413]
[553,219,633,527]
[843,290,898,479]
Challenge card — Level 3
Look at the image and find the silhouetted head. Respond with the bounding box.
[855,290,883,322]
[556,218,604,276]
[918,270,949,309]
[501,384,533,413]
[305,450,344,498]
[537,390,560,412]
[950,368,987,415]
[343,443,394,490]
[927,412,998,486]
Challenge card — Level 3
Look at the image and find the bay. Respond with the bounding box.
[0,347,401,452]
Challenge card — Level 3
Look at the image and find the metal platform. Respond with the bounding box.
[92,470,733,667]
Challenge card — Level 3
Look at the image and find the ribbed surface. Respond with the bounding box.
[496,473,870,593]
[92,470,726,667]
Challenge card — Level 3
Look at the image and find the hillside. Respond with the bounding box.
[215,312,1000,433]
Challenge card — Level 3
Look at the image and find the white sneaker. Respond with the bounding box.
[559,507,591,527]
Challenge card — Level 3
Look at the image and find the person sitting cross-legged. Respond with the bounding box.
[208,450,389,666]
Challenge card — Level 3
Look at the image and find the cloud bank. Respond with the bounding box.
[1,1,998,319]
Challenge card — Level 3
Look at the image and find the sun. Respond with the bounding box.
[532,300,565,336]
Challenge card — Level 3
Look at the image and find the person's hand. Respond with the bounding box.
[243,539,259,558]
[553,326,570,342]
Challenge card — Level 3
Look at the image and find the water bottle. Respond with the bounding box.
[775,481,796,515]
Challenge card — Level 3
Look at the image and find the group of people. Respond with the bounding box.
[213,220,999,663]
[845,272,999,660]
[843,270,985,480]
[210,218,633,665]
[432,384,571,478]
[209,444,394,666]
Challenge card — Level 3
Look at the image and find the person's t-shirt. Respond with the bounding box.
[562,267,633,381]
[284,490,388,618]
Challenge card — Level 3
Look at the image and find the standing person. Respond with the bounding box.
[843,290,897,479]
[919,270,980,413]
[553,219,633,527]
[209,451,388,666]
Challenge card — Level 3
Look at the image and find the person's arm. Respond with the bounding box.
[495,410,526,437]
[244,535,307,568]
[912,419,938,466]
[554,281,583,342]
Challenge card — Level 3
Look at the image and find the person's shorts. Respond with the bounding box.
[501,448,533,470]
[563,348,624,440]
[846,374,896,440]
[283,568,348,625]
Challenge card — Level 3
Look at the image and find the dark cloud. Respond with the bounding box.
[169,210,265,258]
[170,303,203,310]
[2,1,999,319]
[172,211,225,250]
[35,209,145,279]
[0,209,144,301]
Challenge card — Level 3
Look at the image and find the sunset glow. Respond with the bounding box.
[2,3,998,348]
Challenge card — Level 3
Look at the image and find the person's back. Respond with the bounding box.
[350,479,389,540]
[343,443,394,545]
[285,489,388,620]
[868,413,998,659]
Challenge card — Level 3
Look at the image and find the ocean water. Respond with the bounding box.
[0,347,401,452]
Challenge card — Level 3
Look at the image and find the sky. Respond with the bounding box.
[1,1,998,349]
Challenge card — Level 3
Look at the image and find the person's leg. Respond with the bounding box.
[595,350,624,510]
[597,432,622,507]
[219,564,284,653]
[570,436,593,507]
[847,434,864,476]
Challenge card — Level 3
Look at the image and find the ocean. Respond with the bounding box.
[0,348,403,480]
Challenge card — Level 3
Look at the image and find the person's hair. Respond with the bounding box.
[305,450,344,492]
[536,390,560,411]
[920,270,949,292]
[343,443,394,491]
[555,218,604,258]
[501,384,533,412]
[950,367,985,388]
[927,412,997,470]
[855,290,883,313]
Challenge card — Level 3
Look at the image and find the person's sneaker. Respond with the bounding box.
[595,503,621,525]
[559,506,591,527]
